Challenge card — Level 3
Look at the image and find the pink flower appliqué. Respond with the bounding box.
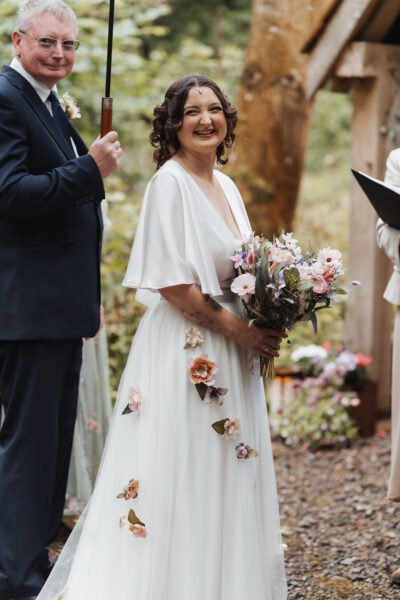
[130,524,147,538]
[235,442,259,459]
[184,327,205,349]
[128,387,142,412]
[224,418,241,440]
[122,387,142,415]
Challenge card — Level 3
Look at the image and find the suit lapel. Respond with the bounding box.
[1,67,76,160]
[22,85,76,160]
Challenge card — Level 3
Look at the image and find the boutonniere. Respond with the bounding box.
[59,92,81,120]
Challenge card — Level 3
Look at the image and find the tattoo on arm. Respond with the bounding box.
[203,294,223,312]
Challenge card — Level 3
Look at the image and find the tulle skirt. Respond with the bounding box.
[39,298,287,600]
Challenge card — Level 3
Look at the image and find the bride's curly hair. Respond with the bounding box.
[150,74,238,170]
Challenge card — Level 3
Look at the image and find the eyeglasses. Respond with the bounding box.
[19,30,80,52]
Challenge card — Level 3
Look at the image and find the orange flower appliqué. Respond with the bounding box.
[187,354,219,386]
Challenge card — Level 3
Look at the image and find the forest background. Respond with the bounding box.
[0,0,352,400]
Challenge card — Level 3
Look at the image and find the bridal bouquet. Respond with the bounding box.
[230,232,346,379]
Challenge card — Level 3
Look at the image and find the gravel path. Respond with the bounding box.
[275,430,400,599]
[50,430,400,599]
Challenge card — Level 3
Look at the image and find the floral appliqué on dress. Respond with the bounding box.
[122,387,142,415]
[184,327,204,349]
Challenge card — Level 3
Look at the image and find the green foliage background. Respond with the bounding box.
[0,0,352,398]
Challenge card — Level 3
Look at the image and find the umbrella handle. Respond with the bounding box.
[100,97,113,137]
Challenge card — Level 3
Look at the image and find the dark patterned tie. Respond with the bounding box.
[48,91,71,141]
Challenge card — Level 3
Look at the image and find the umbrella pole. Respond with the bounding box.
[100,0,115,137]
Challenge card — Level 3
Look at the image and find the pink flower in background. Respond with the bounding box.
[128,387,142,413]
[231,273,256,297]
[312,275,329,294]
[351,397,361,407]
[336,350,358,373]
[355,352,373,367]
[87,418,101,432]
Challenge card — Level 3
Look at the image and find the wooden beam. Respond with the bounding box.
[305,0,380,99]
[335,41,400,78]
[345,45,400,413]
[301,0,342,53]
[360,0,400,42]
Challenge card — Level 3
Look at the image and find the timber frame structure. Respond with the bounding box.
[303,0,400,414]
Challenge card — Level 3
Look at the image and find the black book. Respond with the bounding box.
[351,169,400,228]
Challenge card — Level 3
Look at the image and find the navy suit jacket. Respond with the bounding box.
[0,66,105,340]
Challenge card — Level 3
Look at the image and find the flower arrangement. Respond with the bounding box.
[270,373,360,452]
[230,232,346,378]
[291,343,372,385]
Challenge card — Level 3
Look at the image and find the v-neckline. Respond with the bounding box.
[171,160,242,239]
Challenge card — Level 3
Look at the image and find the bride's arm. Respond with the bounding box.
[159,283,285,359]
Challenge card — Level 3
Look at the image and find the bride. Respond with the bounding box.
[39,74,287,600]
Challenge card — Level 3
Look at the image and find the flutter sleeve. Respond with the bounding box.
[123,167,223,306]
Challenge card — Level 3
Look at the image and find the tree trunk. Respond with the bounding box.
[227,0,338,237]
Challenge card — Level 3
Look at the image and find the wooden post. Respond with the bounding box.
[335,42,400,413]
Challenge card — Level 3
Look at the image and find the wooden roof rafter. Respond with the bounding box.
[305,0,382,100]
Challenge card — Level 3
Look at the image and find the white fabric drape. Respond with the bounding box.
[38,160,287,600]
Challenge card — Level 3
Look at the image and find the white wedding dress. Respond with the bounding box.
[38,160,287,600]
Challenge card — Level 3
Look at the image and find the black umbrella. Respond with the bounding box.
[100,0,115,137]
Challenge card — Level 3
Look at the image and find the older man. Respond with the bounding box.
[0,1,122,598]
